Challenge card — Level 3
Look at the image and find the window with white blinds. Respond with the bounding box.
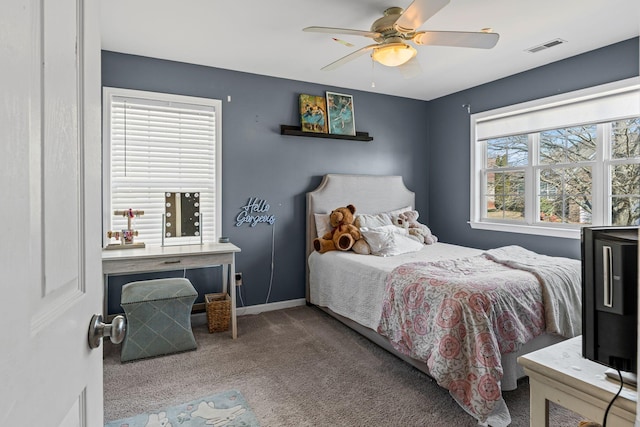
[102,87,222,247]
[469,77,640,239]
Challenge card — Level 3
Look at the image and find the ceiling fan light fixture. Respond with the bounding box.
[372,44,417,67]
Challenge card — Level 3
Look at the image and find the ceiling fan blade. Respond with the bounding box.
[394,0,450,33]
[321,44,377,71]
[397,57,423,79]
[303,26,381,39]
[413,31,500,48]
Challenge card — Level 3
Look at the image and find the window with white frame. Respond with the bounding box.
[470,78,640,239]
[102,87,222,247]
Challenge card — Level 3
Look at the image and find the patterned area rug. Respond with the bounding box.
[105,390,260,427]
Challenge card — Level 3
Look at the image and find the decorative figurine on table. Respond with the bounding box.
[105,208,145,249]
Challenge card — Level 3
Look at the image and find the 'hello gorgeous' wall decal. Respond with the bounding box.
[235,197,276,227]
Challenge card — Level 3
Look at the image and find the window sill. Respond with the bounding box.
[468,220,581,239]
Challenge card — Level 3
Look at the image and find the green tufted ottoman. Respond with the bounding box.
[120,277,198,362]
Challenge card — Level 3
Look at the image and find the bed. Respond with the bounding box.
[305,173,582,427]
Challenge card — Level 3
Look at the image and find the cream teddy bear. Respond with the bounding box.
[393,210,438,245]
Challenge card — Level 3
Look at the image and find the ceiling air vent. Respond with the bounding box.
[525,38,567,53]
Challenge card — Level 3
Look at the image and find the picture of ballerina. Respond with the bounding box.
[299,94,328,133]
[326,91,356,136]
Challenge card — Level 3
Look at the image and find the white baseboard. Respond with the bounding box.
[236,298,306,316]
[192,298,307,324]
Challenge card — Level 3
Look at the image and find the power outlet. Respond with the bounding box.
[235,272,243,286]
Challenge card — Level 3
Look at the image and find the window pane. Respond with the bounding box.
[486,135,528,167]
[539,125,596,164]
[539,167,592,224]
[612,163,640,196]
[611,118,640,159]
[611,196,640,225]
[484,170,525,221]
[611,163,640,225]
[565,195,592,224]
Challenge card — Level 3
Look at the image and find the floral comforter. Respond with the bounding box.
[376,246,581,425]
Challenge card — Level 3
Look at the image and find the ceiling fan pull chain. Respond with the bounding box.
[371,58,376,88]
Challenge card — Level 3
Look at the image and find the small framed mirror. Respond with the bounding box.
[164,192,201,241]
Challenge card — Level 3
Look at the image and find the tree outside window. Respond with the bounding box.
[481,117,640,228]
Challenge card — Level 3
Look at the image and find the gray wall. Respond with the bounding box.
[102,51,429,311]
[103,37,639,310]
[426,37,639,259]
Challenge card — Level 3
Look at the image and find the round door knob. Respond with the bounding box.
[88,314,126,349]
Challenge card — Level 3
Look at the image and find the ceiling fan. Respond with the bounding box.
[303,0,499,71]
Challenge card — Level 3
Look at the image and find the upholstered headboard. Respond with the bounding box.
[305,174,415,301]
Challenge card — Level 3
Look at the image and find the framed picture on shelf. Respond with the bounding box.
[299,94,328,133]
[326,91,355,136]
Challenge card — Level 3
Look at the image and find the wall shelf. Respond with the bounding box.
[280,125,373,142]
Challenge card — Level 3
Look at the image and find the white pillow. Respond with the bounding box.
[355,212,392,229]
[360,224,423,257]
[314,213,332,238]
[355,206,412,229]
[386,206,414,217]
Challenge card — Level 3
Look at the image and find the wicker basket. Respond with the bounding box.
[205,293,231,333]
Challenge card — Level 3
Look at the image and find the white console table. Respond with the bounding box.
[518,336,636,426]
[102,243,241,339]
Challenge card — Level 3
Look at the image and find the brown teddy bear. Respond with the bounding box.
[314,204,361,253]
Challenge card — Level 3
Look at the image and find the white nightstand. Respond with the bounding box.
[518,336,636,426]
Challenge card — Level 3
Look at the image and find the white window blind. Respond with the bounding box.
[103,87,222,247]
[475,79,640,140]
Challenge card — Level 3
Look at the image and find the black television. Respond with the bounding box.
[581,226,638,377]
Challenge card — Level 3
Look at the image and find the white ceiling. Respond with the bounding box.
[100,0,640,101]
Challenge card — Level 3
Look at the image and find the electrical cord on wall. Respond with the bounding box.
[265,222,275,304]
[237,280,245,307]
[602,368,623,427]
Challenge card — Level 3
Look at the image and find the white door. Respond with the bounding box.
[0,0,103,425]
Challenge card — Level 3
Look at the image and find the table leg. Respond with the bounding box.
[222,264,228,294]
[529,377,550,427]
[229,255,237,339]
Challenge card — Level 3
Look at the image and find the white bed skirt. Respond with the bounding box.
[313,303,564,391]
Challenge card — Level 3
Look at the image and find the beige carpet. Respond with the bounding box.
[103,305,585,426]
